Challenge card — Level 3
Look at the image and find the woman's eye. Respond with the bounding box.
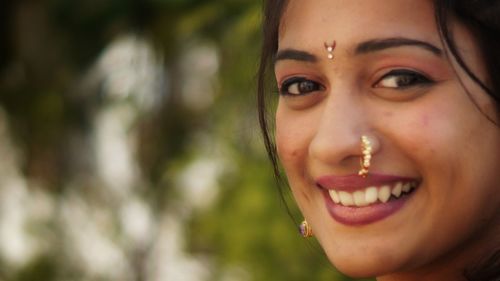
[374,69,434,89]
[279,77,324,96]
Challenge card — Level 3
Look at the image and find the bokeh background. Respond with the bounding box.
[0,1,373,280]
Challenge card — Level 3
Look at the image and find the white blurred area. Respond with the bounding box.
[180,42,219,111]
[0,34,245,281]
[0,108,54,268]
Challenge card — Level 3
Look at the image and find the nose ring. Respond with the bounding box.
[358,135,372,177]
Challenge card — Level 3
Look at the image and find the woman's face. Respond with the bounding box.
[274,0,500,278]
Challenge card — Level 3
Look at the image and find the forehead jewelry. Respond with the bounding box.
[324,41,336,60]
[358,135,372,178]
[299,220,313,238]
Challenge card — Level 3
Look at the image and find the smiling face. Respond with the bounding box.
[274,0,500,279]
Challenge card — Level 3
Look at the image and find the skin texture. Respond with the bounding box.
[274,0,500,280]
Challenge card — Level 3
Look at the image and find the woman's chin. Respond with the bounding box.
[333,261,390,278]
[325,249,400,279]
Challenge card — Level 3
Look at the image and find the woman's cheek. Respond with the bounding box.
[275,120,305,167]
[402,112,440,155]
[275,107,316,167]
[276,118,317,208]
[387,97,455,159]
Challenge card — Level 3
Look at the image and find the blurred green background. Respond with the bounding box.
[0,1,373,280]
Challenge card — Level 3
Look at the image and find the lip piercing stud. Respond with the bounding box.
[359,135,372,178]
[299,220,313,238]
[324,41,336,60]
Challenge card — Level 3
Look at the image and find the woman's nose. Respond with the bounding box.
[308,93,380,171]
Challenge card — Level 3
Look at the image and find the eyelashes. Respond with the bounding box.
[373,69,435,89]
[278,69,435,97]
[279,77,325,96]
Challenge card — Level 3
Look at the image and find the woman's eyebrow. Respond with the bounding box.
[274,37,442,65]
[274,49,318,64]
[355,37,443,56]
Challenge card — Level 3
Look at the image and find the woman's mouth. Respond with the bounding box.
[316,174,420,225]
[328,181,418,207]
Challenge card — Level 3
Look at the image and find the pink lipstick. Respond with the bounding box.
[316,173,420,226]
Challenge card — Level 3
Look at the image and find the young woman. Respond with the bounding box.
[257,0,500,280]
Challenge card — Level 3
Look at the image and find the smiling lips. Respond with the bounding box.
[328,181,418,207]
[316,174,420,225]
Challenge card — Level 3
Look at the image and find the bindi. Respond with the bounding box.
[324,41,337,60]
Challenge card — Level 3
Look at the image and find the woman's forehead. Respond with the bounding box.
[279,0,439,50]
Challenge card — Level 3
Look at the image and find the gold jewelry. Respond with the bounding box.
[358,135,372,177]
[324,41,336,60]
[299,220,313,238]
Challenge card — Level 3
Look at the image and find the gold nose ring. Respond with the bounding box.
[359,135,372,177]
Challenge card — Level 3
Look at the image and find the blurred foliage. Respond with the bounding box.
[0,0,374,280]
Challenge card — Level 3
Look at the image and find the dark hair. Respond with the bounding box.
[257,0,500,280]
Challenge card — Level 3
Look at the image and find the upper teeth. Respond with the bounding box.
[328,181,417,207]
